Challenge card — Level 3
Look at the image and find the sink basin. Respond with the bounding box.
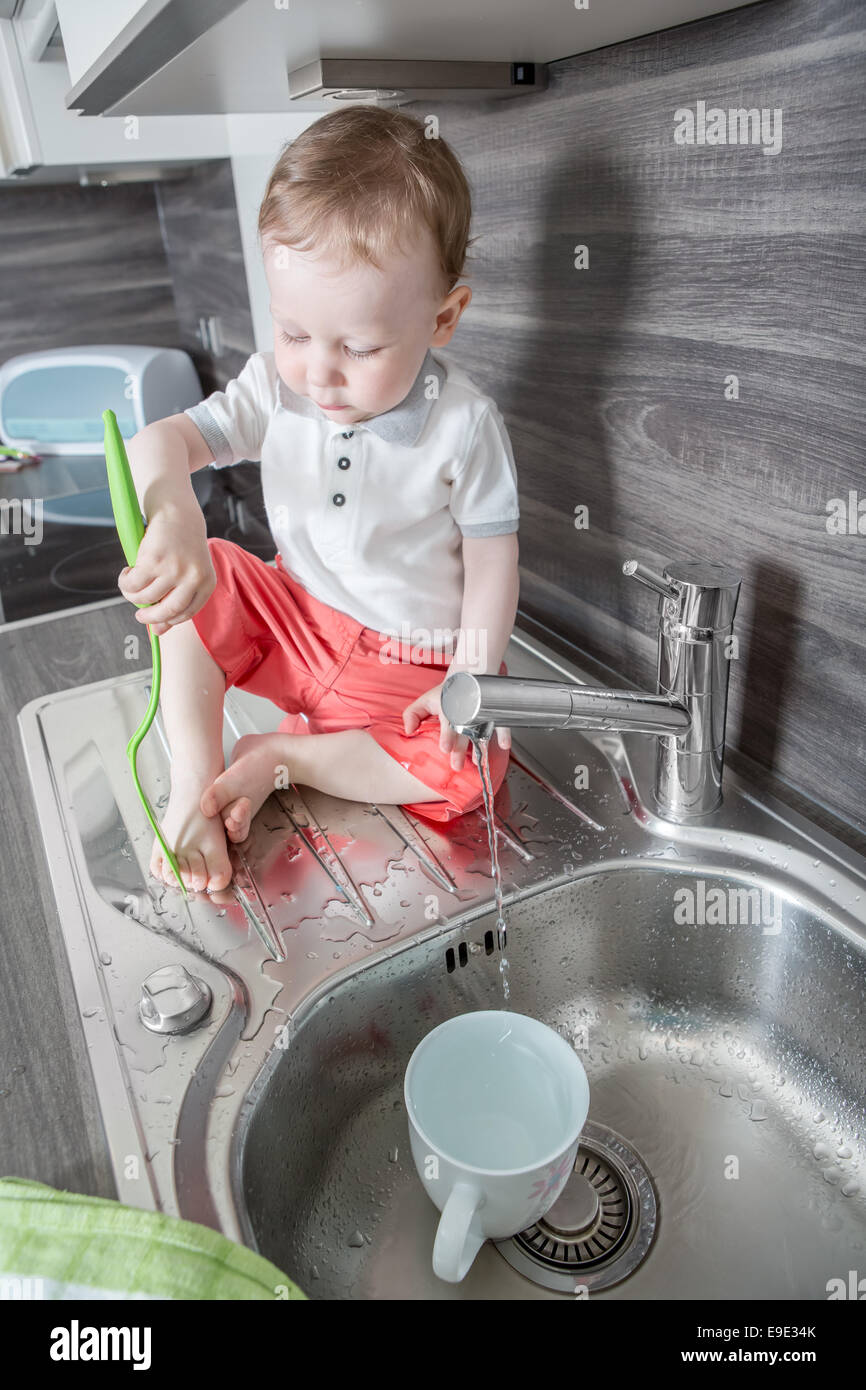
[18,624,866,1300]
[238,864,866,1299]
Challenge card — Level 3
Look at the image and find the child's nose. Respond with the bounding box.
[307,349,347,387]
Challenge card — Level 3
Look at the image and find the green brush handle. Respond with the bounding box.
[103,409,187,898]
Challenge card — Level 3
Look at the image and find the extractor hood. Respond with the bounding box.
[286,58,546,107]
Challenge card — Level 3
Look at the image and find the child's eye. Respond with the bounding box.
[278,330,377,360]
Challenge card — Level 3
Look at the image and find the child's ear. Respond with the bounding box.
[433,286,472,345]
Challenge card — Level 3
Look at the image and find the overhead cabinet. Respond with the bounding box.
[56,0,766,118]
[0,0,228,182]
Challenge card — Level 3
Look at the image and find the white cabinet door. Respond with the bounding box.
[54,0,156,89]
[0,19,42,176]
[0,3,229,180]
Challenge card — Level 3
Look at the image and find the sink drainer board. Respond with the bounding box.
[18,627,866,1299]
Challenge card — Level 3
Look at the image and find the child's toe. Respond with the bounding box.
[176,854,194,889]
[207,861,233,892]
[187,851,208,892]
[223,796,251,842]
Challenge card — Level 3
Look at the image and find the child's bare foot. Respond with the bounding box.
[199,733,291,845]
[150,773,234,893]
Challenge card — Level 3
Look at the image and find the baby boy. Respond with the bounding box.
[120,105,520,894]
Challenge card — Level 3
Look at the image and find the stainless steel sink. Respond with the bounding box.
[238,863,866,1299]
[18,625,866,1299]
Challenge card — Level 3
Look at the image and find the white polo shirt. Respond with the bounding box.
[183,348,520,643]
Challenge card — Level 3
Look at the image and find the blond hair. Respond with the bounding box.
[258,106,475,297]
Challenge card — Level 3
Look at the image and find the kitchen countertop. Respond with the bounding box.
[0,596,152,1199]
[2,593,863,1203]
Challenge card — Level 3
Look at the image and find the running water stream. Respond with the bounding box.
[468,730,510,1004]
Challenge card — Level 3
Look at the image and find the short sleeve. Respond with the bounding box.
[449,401,520,537]
[183,352,276,469]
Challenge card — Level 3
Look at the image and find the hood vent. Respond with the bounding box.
[287,58,546,107]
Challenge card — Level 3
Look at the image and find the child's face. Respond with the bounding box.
[263,226,468,425]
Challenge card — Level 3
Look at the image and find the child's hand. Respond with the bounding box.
[402,681,511,771]
[117,505,216,637]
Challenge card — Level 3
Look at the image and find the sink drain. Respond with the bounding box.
[494,1121,658,1293]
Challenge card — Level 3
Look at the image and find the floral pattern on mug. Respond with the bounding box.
[527,1148,574,1204]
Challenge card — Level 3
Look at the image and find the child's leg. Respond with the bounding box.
[150,617,233,894]
[199,727,444,843]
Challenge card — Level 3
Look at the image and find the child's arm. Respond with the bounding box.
[447,533,520,681]
[126,413,215,519]
[402,533,519,761]
[118,414,217,635]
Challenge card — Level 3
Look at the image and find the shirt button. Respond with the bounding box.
[342,429,353,438]
[337,456,351,469]
[332,493,346,506]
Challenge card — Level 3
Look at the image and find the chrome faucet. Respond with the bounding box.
[440,558,742,822]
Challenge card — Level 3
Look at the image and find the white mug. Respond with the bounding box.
[404,1010,590,1283]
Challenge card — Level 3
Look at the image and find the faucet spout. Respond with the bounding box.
[441,555,742,822]
[440,673,690,738]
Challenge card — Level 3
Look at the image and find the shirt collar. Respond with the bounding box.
[276,348,446,446]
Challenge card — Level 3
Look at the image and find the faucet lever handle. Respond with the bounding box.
[624,557,742,630]
[622,560,679,601]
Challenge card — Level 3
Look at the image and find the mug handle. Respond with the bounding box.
[432,1181,485,1283]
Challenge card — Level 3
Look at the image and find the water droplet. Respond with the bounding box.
[750,1100,766,1121]
[99,952,112,966]
[347,1230,365,1247]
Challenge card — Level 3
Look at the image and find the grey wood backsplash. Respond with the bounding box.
[155,159,255,391]
[0,181,178,361]
[404,0,865,835]
[0,160,254,393]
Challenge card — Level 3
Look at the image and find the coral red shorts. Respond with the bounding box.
[190,538,510,823]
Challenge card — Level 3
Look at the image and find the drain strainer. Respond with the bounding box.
[495,1120,658,1293]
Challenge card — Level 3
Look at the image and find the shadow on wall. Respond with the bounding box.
[502,140,646,672]
[735,558,802,775]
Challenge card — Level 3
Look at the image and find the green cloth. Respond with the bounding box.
[0,1177,306,1300]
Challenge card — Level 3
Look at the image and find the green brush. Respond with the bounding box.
[103,409,187,898]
